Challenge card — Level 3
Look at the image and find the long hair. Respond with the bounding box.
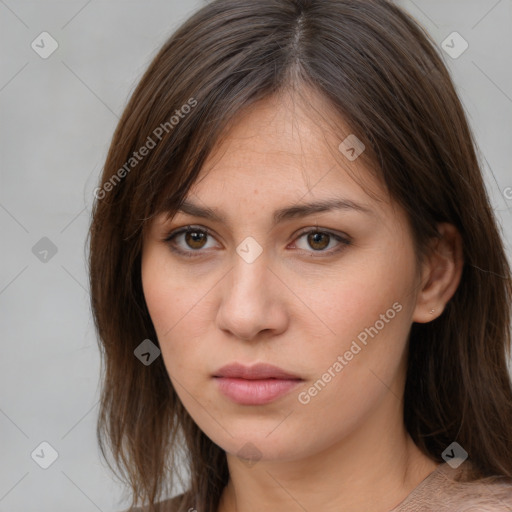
[87,1,512,510]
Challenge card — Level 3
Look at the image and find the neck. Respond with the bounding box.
[217,395,438,512]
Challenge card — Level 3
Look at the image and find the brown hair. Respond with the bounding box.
[87,0,512,510]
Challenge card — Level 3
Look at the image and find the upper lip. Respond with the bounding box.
[213,363,302,380]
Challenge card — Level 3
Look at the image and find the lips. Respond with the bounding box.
[213,363,303,405]
[213,362,302,380]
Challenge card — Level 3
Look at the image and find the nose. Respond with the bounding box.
[215,252,288,341]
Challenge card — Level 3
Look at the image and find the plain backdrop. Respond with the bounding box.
[1,1,511,510]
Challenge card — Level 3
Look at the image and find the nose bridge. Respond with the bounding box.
[227,244,270,305]
[216,243,281,339]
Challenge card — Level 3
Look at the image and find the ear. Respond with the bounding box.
[412,223,464,323]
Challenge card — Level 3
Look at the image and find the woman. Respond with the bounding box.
[88,0,512,511]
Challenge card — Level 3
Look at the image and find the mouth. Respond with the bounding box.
[212,363,304,405]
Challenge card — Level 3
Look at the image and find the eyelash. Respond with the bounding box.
[162,225,351,258]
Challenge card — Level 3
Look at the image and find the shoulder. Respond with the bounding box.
[443,478,512,511]
[440,461,512,511]
[394,460,512,512]
[119,492,193,512]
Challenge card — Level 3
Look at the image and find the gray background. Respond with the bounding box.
[1,1,511,511]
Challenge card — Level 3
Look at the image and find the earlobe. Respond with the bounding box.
[412,223,464,324]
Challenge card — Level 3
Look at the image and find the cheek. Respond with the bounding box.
[142,244,191,332]
[141,251,212,378]
[297,241,416,352]
[291,270,413,447]
[290,242,417,420]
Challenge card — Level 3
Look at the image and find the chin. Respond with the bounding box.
[201,423,311,464]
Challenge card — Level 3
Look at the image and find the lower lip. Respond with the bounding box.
[214,377,302,405]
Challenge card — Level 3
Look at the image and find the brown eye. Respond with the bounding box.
[307,232,330,251]
[164,226,350,259]
[185,229,208,249]
[294,229,351,256]
[163,226,218,257]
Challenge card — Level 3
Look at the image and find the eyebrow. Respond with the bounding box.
[171,197,375,227]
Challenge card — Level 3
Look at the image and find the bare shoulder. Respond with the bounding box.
[119,492,192,512]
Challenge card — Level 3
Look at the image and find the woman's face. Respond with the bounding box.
[141,90,427,463]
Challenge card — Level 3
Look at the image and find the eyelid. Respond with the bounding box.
[162,224,214,242]
[162,224,351,257]
[162,225,220,256]
[290,227,352,256]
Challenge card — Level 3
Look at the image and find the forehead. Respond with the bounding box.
[188,89,389,211]
[147,87,403,239]
[203,88,351,167]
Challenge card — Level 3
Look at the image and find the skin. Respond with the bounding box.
[141,87,464,512]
